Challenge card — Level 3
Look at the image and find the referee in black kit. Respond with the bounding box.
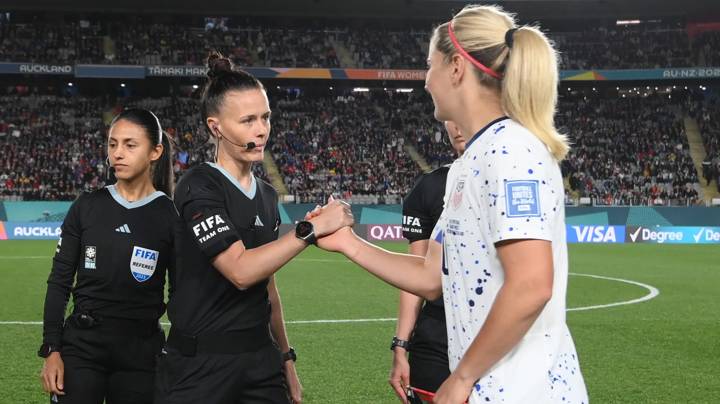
[155,53,352,404]
[39,108,177,403]
[390,121,465,403]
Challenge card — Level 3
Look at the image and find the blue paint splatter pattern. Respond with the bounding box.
[439,119,587,403]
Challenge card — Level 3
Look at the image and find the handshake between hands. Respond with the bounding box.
[303,196,356,253]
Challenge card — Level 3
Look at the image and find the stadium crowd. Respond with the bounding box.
[0,85,715,205]
[693,31,720,67]
[270,91,420,204]
[0,18,341,68]
[554,25,694,69]
[686,93,720,192]
[2,15,720,70]
[558,91,702,206]
[0,90,269,201]
[0,92,107,201]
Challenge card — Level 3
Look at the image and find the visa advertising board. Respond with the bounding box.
[566,225,720,244]
[566,225,626,243]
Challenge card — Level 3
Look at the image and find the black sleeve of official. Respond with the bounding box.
[426,171,448,227]
[175,178,241,259]
[167,214,182,301]
[274,192,281,237]
[402,175,434,242]
[42,195,83,346]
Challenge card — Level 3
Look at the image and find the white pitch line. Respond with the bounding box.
[0,321,43,325]
[567,272,660,311]
[0,273,660,326]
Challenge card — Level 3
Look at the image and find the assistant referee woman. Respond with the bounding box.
[39,108,177,403]
[155,53,352,404]
[390,121,465,403]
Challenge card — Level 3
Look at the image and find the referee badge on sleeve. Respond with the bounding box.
[505,180,541,217]
[130,246,159,282]
[84,246,97,269]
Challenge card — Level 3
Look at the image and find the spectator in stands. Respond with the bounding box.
[1,15,715,70]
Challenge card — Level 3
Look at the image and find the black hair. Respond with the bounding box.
[110,108,174,196]
[201,51,264,138]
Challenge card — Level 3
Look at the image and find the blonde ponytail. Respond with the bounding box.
[430,4,569,161]
[502,26,568,160]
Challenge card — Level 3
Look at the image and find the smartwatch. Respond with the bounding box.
[282,347,297,362]
[390,336,410,351]
[37,343,60,358]
[295,221,317,245]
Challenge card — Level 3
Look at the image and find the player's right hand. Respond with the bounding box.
[309,196,354,237]
[40,352,65,396]
[389,348,411,404]
[315,226,354,254]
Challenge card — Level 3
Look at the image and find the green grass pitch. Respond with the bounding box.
[0,240,717,403]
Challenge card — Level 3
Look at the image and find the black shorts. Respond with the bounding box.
[408,310,450,393]
[52,318,164,404]
[154,342,290,404]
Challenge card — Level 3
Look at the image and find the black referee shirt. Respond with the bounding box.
[402,165,450,311]
[43,186,178,346]
[169,163,280,335]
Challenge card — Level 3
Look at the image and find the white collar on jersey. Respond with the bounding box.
[206,162,257,200]
[106,185,166,209]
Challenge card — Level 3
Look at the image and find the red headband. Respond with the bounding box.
[447,22,502,80]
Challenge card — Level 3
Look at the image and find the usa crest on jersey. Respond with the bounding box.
[130,246,159,282]
[450,180,465,210]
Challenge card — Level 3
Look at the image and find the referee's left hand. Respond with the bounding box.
[284,360,303,403]
[40,352,65,396]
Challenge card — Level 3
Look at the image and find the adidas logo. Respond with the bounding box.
[254,216,264,227]
[115,224,131,234]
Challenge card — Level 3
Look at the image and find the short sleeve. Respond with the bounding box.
[430,219,444,245]
[174,176,240,258]
[402,174,438,242]
[481,141,557,244]
[402,171,447,242]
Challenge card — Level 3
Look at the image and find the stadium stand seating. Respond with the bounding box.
[1,16,717,69]
[0,14,717,204]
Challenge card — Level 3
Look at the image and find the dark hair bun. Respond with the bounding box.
[207,52,233,79]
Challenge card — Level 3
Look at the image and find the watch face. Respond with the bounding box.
[296,221,313,238]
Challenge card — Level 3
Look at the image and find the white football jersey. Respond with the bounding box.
[434,118,588,404]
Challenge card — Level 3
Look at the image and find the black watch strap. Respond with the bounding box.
[282,347,297,362]
[37,343,60,358]
[295,221,317,245]
[390,336,410,351]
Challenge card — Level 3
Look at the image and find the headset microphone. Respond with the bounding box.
[215,127,257,150]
